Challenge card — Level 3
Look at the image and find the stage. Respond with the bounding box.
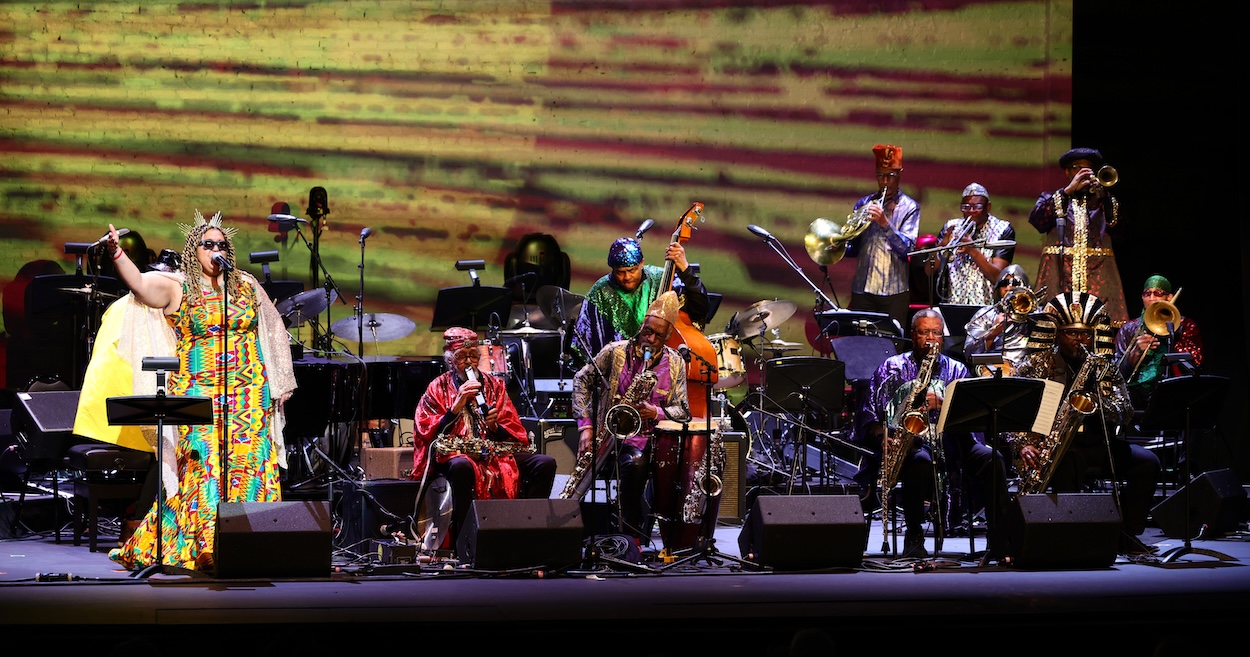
[2,487,1247,657]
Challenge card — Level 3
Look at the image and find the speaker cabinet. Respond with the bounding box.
[335,479,422,548]
[717,431,747,522]
[1009,493,1120,569]
[456,498,584,570]
[737,494,867,570]
[1151,468,1247,539]
[215,501,333,578]
[360,447,415,480]
[523,417,578,474]
[12,390,87,465]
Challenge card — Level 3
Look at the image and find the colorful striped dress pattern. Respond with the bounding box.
[110,280,280,572]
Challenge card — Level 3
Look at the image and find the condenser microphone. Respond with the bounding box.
[211,254,234,272]
[746,224,775,242]
[359,227,373,244]
[635,219,655,240]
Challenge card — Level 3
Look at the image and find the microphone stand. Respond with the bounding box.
[289,216,346,353]
[755,233,839,311]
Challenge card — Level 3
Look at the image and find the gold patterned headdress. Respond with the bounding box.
[178,210,238,239]
[644,290,680,326]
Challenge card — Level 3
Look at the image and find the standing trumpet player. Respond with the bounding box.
[570,291,691,546]
[1114,274,1204,412]
[1028,147,1129,325]
[925,182,1015,306]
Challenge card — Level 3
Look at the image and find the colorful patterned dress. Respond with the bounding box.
[110,279,282,571]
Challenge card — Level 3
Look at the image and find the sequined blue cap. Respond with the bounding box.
[607,237,643,268]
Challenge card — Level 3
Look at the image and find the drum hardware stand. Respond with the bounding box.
[284,204,347,354]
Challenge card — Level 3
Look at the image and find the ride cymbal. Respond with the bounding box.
[735,299,797,339]
[331,313,416,342]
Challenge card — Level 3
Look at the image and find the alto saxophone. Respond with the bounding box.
[878,343,939,548]
[559,349,659,500]
[1015,346,1105,497]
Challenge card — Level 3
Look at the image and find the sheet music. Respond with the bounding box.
[935,376,1064,434]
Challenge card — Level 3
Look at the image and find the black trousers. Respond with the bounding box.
[438,451,558,550]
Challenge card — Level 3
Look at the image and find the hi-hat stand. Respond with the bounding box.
[106,357,213,579]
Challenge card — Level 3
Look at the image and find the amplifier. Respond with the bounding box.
[361,446,415,480]
[717,431,747,522]
[522,417,578,474]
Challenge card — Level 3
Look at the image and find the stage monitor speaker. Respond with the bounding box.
[737,494,866,571]
[456,498,584,570]
[523,417,578,474]
[335,479,422,548]
[1150,468,1247,539]
[1009,493,1120,569]
[12,389,87,465]
[216,501,333,578]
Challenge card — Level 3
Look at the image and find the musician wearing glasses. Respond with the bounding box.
[925,183,1015,306]
[1010,292,1158,554]
[845,143,921,332]
[964,265,1037,375]
[855,309,969,558]
[75,214,297,573]
[1113,274,1204,411]
[1028,147,1129,325]
[411,327,557,554]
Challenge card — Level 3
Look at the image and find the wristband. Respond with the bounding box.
[112,249,125,261]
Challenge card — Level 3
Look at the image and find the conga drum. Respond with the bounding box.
[650,420,721,553]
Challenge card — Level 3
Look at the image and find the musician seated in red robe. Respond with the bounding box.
[412,327,556,553]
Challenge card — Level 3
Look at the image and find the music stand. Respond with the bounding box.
[1139,374,1234,563]
[762,357,845,493]
[937,376,1048,564]
[430,285,512,332]
[937,304,981,340]
[106,366,213,579]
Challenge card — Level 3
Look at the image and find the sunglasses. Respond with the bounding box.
[875,172,900,180]
[199,239,229,252]
[997,278,1023,288]
[960,203,987,211]
[1060,328,1094,339]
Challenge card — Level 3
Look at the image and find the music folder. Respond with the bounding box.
[936,376,1063,436]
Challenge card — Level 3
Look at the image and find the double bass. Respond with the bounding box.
[654,203,718,419]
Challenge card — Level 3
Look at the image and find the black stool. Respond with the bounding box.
[62,443,152,552]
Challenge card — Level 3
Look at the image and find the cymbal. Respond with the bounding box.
[57,285,120,300]
[735,299,797,339]
[536,285,585,328]
[331,313,416,343]
[499,325,560,337]
[755,339,803,353]
[277,289,337,326]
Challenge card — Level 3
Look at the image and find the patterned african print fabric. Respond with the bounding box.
[1028,190,1127,325]
[110,279,280,572]
[933,216,1015,306]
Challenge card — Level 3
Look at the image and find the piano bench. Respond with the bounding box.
[62,443,153,552]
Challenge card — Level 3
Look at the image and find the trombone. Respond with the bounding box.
[1116,288,1182,384]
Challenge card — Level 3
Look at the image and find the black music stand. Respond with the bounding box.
[761,357,845,493]
[937,376,1047,564]
[1139,374,1234,563]
[430,286,512,332]
[107,379,213,579]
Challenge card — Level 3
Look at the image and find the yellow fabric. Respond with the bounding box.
[73,296,153,452]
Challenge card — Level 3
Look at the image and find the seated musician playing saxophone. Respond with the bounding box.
[1009,292,1159,555]
[855,309,971,558]
[570,291,692,546]
[411,327,556,554]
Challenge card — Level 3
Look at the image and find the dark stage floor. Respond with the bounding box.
[2,483,1249,657]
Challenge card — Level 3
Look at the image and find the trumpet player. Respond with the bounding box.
[1028,147,1129,325]
[963,265,1035,374]
[846,143,921,332]
[571,291,691,545]
[1113,274,1204,411]
[924,182,1016,306]
[411,327,556,554]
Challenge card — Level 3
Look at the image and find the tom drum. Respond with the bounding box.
[707,333,745,389]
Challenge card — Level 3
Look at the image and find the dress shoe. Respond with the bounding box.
[903,533,928,558]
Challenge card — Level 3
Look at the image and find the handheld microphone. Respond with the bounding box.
[89,228,130,249]
[359,227,373,244]
[211,254,234,272]
[677,344,691,363]
[746,224,775,241]
[635,219,655,240]
[464,367,491,416]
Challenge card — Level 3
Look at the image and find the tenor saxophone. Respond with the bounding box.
[1015,346,1105,496]
[681,427,725,524]
[559,349,659,500]
[878,343,939,548]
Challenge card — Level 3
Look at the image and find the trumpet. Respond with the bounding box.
[1085,164,1118,192]
[1117,288,1182,384]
